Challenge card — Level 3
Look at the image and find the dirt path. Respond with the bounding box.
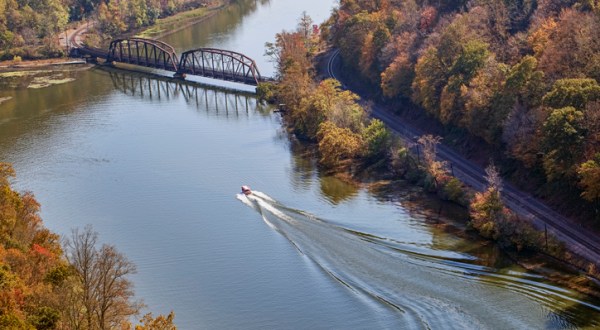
[323,48,600,270]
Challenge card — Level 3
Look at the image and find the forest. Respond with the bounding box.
[263,10,562,259]
[0,0,209,60]
[325,0,600,223]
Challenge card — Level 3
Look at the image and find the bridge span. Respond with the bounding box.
[74,37,265,86]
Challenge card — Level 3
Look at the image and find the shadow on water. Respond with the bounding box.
[238,189,600,329]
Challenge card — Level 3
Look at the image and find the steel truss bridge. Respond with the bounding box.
[76,37,264,86]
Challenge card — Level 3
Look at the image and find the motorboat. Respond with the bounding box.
[241,185,252,195]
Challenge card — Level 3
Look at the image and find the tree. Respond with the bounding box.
[543,78,600,110]
[65,226,97,329]
[318,79,365,133]
[541,106,586,181]
[578,153,600,203]
[417,135,449,190]
[469,165,505,239]
[135,311,177,330]
[65,226,141,330]
[362,119,391,160]
[317,121,364,168]
[97,1,126,37]
[412,47,446,117]
[440,39,490,125]
[538,9,600,80]
[381,52,415,99]
[297,11,313,40]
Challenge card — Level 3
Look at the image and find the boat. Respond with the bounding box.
[241,185,252,195]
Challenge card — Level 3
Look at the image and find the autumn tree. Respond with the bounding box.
[470,164,506,239]
[134,312,177,330]
[380,32,417,99]
[417,135,449,190]
[412,17,492,126]
[0,163,66,329]
[537,9,600,81]
[97,1,127,37]
[578,153,600,204]
[65,226,142,330]
[336,10,391,85]
[317,121,364,168]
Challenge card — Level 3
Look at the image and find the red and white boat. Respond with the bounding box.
[241,185,252,195]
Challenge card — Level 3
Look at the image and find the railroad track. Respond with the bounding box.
[326,48,600,264]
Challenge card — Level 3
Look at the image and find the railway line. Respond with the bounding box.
[326,48,600,266]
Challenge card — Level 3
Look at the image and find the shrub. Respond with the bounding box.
[256,82,278,104]
[362,119,392,161]
[441,177,467,205]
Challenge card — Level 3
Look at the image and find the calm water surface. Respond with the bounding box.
[1,0,600,328]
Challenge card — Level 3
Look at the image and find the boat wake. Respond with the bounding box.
[237,191,600,329]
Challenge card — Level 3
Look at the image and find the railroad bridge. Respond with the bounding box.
[75,37,264,86]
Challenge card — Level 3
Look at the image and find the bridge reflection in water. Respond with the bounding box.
[108,70,268,116]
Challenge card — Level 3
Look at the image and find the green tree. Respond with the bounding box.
[319,80,365,133]
[542,106,586,181]
[440,39,490,125]
[362,119,391,160]
[543,78,600,110]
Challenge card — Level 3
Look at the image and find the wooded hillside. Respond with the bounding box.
[330,0,600,223]
[0,0,208,60]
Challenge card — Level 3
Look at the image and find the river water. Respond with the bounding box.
[1,0,599,328]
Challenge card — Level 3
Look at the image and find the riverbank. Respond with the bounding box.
[136,0,230,39]
[316,48,600,290]
[0,58,89,71]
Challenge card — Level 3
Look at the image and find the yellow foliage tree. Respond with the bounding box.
[578,154,600,202]
[317,121,364,168]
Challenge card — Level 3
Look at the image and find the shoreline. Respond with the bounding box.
[314,48,600,292]
[136,1,231,40]
[0,59,90,71]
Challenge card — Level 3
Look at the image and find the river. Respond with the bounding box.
[1,0,599,328]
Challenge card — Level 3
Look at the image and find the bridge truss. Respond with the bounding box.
[107,38,179,72]
[178,48,262,85]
